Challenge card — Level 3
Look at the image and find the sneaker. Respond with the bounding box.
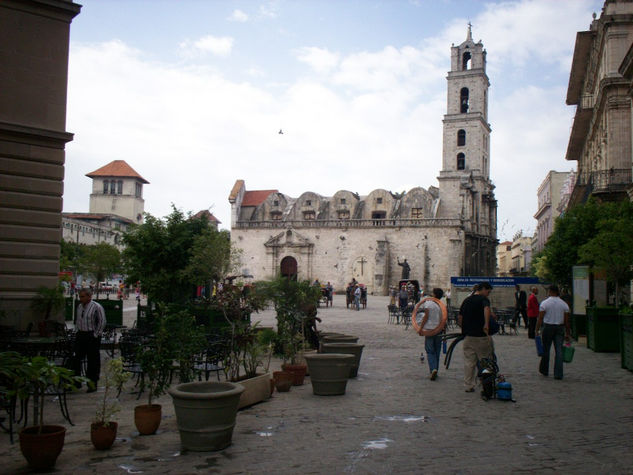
[430,369,438,381]
[419,353,425,363]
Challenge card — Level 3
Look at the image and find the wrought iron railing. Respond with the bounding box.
[575,168,632,192]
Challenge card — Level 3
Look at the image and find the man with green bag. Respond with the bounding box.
[535,285,571,380]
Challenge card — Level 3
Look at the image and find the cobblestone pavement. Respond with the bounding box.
[2,295,632,474]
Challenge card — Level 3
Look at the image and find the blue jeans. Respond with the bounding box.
[354,296,360,310]
[539,324,564,379]
[425,335,442,373]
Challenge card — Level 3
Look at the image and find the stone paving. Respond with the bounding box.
[1,295,632,474]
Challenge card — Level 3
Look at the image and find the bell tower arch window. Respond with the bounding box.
[462,51,471,70]
[457,153,465,170]
[457,129,466,146]
[460,88,469,113]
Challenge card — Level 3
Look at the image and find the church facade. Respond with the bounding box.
[229,28,497,294]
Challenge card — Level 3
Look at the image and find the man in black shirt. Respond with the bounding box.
[458,282,493,392]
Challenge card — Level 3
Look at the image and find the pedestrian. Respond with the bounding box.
[398,284,409,323]
[417,288,445,381]
[446,288,451,309]
[515,284,527,328]
[527,286,539,339]
[389,286,397,306]
[354,285,361,311]
[72,288,107,392]
[458,282,494,392]
[535,285,571,380]
[325,282,333,307]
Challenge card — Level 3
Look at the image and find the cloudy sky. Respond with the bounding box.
[63,0,604,241]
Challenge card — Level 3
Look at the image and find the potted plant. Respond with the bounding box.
[266,277,321,385]
[91,358,130,450]
[7,354,88,470]
[30,284,65,336]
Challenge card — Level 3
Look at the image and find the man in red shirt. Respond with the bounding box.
[526,286,539,339]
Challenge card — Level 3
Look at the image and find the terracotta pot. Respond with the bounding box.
[281,363,307,386]
[272,371,293,392]
[91,421,118,450]
[168,381,244,451]
[134,404,162,435]
[19,425,66,470]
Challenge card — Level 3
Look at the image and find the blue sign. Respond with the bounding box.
[450,276,540,288]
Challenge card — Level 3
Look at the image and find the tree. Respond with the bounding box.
[82,243,121,296]
[182,228,237,286]
[122,206,228,304]
[578,204,633,306]
[59,240,86,275]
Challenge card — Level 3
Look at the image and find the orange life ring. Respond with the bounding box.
[411,297,448,336]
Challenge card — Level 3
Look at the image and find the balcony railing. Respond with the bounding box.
[234,218,464,229]
[575,168,632,192]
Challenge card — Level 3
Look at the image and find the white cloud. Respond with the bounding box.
[259,1,280,19]
[228,9,248,22]
[179,35,234,58]
[295,47,340,74]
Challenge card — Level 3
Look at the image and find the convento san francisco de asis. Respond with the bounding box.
[229,26,497,295]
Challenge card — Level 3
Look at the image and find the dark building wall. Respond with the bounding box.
[0,0,81,328]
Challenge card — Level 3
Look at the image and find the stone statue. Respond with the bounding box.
[397,258,411,280]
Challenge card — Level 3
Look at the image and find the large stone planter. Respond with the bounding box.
[235,373,272,409]
[168,381,244,451]
[321,342,364,377]
[304,353,355,396]
[586,306,620,352]
[321,335,359,344]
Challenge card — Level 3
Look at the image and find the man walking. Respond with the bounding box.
[73,288,107,392]
[458,282,494,392]
[514,284,527,328]
[417,288,445,381]
[526,286,539,339]
[535,285,570,380]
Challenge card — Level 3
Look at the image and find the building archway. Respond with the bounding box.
[280,256,298,280]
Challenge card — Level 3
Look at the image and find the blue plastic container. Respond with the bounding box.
[535,335,544,356]
[496,382,512,401]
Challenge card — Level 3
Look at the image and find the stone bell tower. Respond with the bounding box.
[438,24,497,275]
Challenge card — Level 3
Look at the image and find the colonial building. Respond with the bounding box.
[0,0,81,328]
[534,170,574,252]
[228,28,497,294]
[61,160,148,249]
[566,1,633,206]
[496,241,513,277]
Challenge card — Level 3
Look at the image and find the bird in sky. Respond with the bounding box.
[278,129,283,134]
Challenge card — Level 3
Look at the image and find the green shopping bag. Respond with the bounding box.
[563,342,575,363]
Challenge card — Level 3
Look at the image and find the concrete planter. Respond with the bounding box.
[304,353,355,396]
[235,373,272,409]
[321,335,359,344]
[321,343,364,378]
[168,381,244,451]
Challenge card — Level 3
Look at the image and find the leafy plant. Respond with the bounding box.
[5,354,88,433]
[94,358,130,427]
[30,285,65,320]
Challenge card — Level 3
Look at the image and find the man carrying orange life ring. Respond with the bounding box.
[413,288,446,381]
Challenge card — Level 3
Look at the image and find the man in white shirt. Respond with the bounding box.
[417,288,445,381]
[73,288,107,392]
[535,285,570,380]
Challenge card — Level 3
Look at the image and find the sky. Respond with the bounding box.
[63,0,605,241]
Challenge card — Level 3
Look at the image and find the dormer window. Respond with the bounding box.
[411,208,423,219]
[305,200,312,206]
[273,200,279,207]
[271,211,282,221]
[338,210,350,220]
[376,197,383,204]
[303,211,315,220]
[371,211,385,219]
[340,198,346,205]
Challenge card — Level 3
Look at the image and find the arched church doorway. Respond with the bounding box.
[280,256,298,280]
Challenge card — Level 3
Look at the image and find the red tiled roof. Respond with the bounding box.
[193,210,221,223]
[86,160,149,184]
[241,190,277,207]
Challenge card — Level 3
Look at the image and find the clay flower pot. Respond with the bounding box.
[90,421,118,450]
[134,404,162,435]
[272,371,293,392]
[281,363,307,386]
[304,353,355,396]
[169,381,244,451]
[321,342,365,378]
[19,425,66,470]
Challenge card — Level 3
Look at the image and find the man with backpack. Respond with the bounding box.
[458,282,494,392]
